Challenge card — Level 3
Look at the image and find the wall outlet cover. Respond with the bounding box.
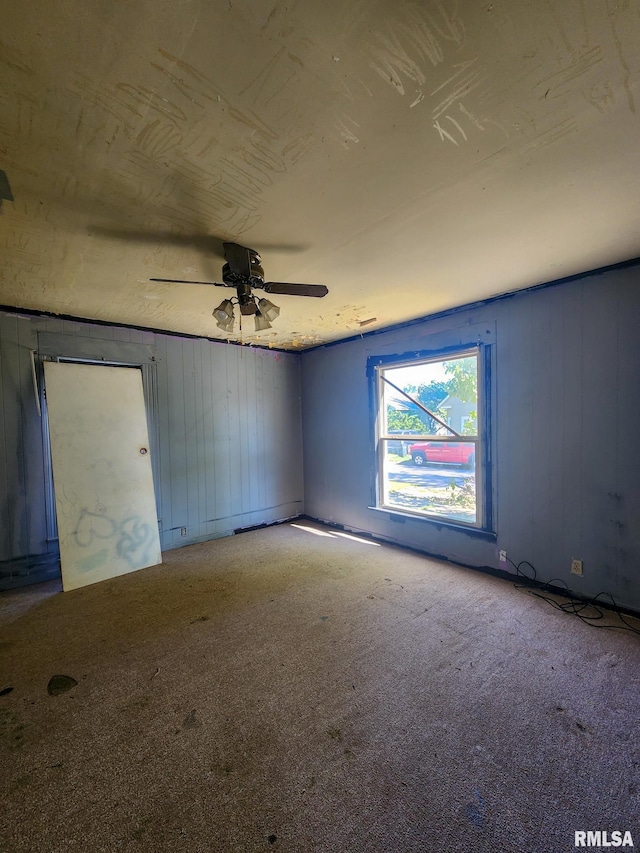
[570,558,583,576]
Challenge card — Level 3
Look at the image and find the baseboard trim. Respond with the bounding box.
[300,515,640,622]
[0,552,61,590]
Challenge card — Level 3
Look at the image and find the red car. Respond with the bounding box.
[408,441,475,468]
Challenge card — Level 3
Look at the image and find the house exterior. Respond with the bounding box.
[439,395,476,435]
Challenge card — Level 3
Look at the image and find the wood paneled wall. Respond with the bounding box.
[0,315,303,587]
[300,264,640,612]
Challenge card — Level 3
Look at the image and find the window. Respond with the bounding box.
[374,347,485,528]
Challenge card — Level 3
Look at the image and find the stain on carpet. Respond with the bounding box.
[47,675,78,696]
[182,709,199,729]
[464,788,486,828]
[0,708,25,750]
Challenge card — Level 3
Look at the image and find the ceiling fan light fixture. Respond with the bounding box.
[254,313,272,331]
[213,299,235,331]
[257,298,280,322]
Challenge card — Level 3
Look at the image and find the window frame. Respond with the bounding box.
[371,344,490,532]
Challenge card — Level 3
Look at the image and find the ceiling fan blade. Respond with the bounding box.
[150,278,227,286]
[223,242,252,278]
[263,282,329,297]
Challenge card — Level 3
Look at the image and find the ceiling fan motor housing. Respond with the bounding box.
[222,248,265,288]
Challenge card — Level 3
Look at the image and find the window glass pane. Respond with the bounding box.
[376,348,482,526]
[381,439,477,525]
[381,353,478,437]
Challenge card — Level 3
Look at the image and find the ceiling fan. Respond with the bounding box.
[151,242,328,333]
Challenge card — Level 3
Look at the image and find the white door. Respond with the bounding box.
[44,361,162,591]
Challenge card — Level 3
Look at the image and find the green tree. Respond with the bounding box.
[444,357,477,434]
[393,380,449,432]
[443,357,477,402]
[386,409,425,432]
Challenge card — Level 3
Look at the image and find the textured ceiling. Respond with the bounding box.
[2,0,640,349]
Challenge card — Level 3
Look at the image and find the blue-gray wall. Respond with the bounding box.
[0,313,303,587]
[300,263,640,612]
[2,262,639,611]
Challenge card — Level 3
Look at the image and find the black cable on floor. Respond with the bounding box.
[506,556,640,637]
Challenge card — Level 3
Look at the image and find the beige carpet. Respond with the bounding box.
[1,520,639,852]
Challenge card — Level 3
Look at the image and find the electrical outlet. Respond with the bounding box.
[180,527,187,536]
[570,558,583,576]
[499,549,507,563]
